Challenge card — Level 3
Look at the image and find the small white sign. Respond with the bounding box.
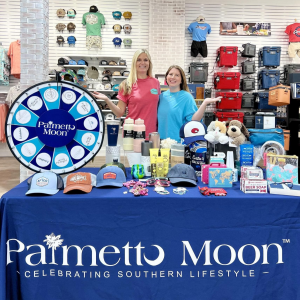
[55,153,69,167]
[21,143,36,157]
[27,96,43,110]
[82,133,95,146]
[36,153,51,167]
[13,127,29,142]
[44,88,58,102]
[62,91,76,104]
[71,146,85,160]
[16,110,31,124]
[84,116,98,130]
[77,101,91,115]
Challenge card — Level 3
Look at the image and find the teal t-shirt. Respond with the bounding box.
[158,90,198,142]
[82,12,105,36]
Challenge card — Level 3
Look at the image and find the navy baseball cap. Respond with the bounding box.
[26,172,64,195]
[167,164,198,186]
[180,121,207,145]
[96,166,126,188]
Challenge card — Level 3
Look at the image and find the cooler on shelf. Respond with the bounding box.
[214,72,241,90]
[217,46,238,67]
[241,60,256,74]
[215,111,244,123]
[255,112,276,129]
[258,46,281,67]
[241,77,255,91]
[241,93,255,108]
[216,92,242,109]
[241,43,256,58]
[243,113,255,128]
[268,84,291,106]
[256,92,277,110]
[258,69,280,89]
[189,62,208,83]
[283,64,300,84]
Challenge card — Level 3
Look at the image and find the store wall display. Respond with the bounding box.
[5,81,105,174]
[220,22,271,36]
[188,16,211,58]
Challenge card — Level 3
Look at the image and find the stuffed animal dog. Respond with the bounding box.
[226,120,249,146]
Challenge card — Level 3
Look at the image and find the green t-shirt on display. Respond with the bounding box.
[82,12,105,36]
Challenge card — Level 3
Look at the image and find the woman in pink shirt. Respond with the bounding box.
[92,49,160,139]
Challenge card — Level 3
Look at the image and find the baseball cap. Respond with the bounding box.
[100,160,126,177]
[56,23,66,32]
[123,24,132,34]
[112,24,122,33]
[112,11,122,20]
[56,9,66,17]
[90,5,98,12]
[123,11,132,20]
[197,15,205,23]
[179,121,207,145]
[112,37,122,46]
[63,172,96,193]
[123,38,132,47]
[100,60,108,65]
[167,164,198,186]
[57,57,69,65]
[78,59,88,66]
[96,166,126,188]
[67,9,76,17]
[26,172,64,195]
[67,22,76,31]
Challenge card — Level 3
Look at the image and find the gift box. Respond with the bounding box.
[208,167,233,188]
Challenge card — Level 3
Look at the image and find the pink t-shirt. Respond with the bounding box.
[118,77,160,139]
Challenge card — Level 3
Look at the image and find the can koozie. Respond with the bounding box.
[131,164,145,179]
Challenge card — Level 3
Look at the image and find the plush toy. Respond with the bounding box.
[226,120,249,146]
[204,121,229,144]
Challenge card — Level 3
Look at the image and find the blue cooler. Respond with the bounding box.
[258,69,280,89]
[256,92,277,110]
[258,46,281,67]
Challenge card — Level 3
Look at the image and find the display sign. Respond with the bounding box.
[220,22,271,36]
[5,81,104,174]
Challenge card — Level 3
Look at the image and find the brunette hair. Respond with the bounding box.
[165,65,190,93]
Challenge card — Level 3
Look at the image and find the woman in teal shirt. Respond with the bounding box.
[157,65,221,142]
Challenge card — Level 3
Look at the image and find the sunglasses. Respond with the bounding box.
[146,178,170,187]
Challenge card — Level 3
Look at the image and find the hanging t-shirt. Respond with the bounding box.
[285,23,300,42]
[82,12,105,36]
[117,77,160,139]
[188,22,211,41]
[158,90,198,142]
[0,47,10,85]
[7,40,21,78]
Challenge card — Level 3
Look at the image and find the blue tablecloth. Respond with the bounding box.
[1,168,300,300]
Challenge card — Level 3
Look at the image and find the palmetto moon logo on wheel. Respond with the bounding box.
[44,88,58,102]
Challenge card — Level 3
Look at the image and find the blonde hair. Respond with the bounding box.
[165,65,190,93]
[119,49,153,95]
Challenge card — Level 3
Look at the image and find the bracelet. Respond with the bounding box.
[173,187,188,195]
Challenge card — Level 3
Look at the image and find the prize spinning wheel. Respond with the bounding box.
[5,81,104,174]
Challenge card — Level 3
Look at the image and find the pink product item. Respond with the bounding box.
[133,118,146,153]
[241,166,255,178]
[117,77,160,139]
[201,162,226,185]
[243,179,267,194]
[240,178,245,191]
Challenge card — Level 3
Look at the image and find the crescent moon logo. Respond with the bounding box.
[191,128,199,134]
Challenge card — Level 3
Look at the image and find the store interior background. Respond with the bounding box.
[0,0,299,186]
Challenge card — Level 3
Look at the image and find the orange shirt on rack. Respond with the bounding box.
[8,40,21,79]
